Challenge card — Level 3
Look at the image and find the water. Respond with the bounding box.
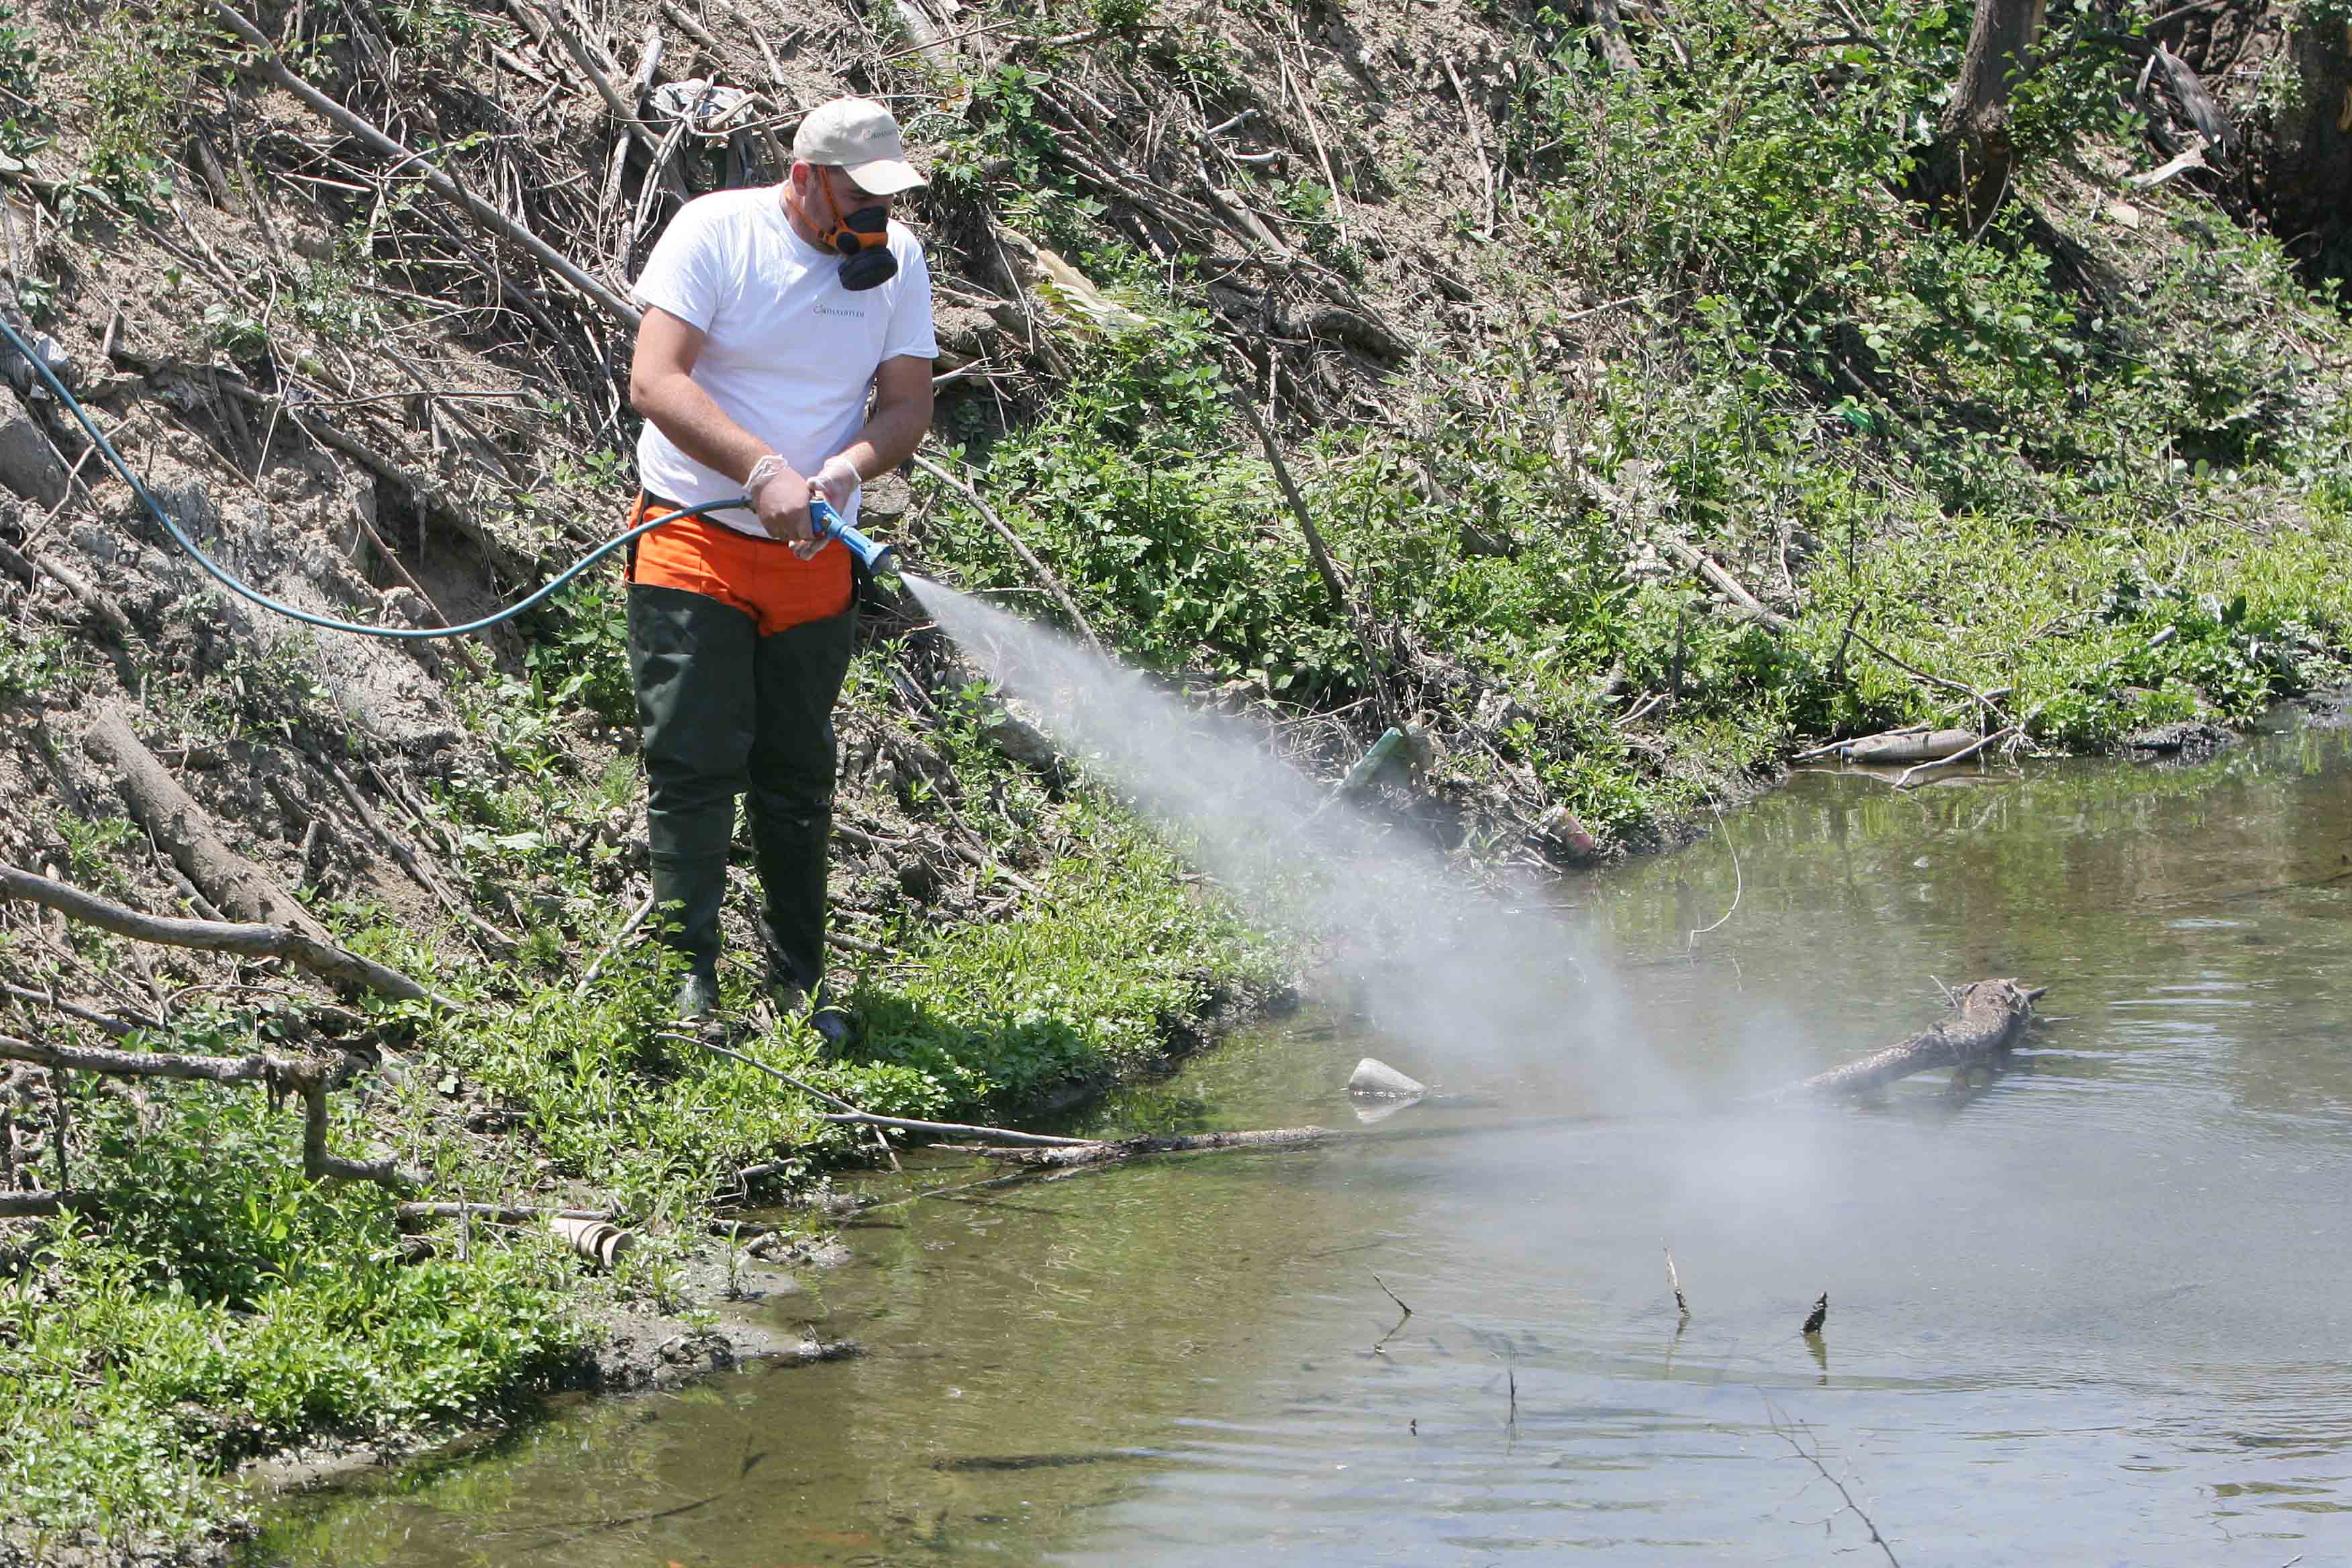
[251,705,2352,1565]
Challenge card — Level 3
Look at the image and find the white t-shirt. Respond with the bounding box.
[632,186,938,536]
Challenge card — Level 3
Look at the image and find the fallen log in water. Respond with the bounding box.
[1789,978,2044,1097]
[1835,728,1981,765]
[912,988,2047,1177]
[968,1126,1336,1169]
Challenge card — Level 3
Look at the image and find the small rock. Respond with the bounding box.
[0,414,66,505]
[2122,720,2226,757]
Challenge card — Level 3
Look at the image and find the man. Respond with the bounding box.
[626,97,938,1034]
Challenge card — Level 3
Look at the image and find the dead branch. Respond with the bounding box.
[575,891,655,995]
[1845,628,2009,718]
[0,1191,95,1217]
[1,981,153,1039]
[1783,977,2044,1097]
[298,1075,424,1188]
[22,549,134,639]
[1657,538,1790,631]
[525,1,654,146]
[910,452,1108,660]
[668,1033,1099,1148]
[0,1030,422,1190]
[395,1200,612,1227]
[1280,36,1349,246]
[1764,1400,1900,1567]
[206,1,640,326]
[0,862,448,1006]
[85,703,328,938]
[1440,57,1498,239]
[1226,371,1404,730]
[965,1124,1336,1168]
[0,1031,299,1093]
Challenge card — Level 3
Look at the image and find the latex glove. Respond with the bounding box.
[795,456,863,561]
[810,454,863,515]
[746,456,814,548]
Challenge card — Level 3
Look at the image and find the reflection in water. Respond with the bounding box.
[252,714,2352,1565]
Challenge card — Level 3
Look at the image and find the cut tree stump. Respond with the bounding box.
[1790,978,2045,1097]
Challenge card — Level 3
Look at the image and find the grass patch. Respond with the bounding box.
[0,1055,584,1547]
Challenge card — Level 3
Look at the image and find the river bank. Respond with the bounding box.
[7,0,2352,1558]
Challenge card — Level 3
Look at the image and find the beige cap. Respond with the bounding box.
[792,97,927,195]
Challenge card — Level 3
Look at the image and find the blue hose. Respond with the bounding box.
[0,313,886,640]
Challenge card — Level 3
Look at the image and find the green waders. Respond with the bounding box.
[627,583,856,1017]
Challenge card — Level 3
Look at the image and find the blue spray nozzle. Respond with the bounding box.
[808,495,899,578]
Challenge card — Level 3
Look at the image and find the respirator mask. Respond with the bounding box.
[814,177,897,292]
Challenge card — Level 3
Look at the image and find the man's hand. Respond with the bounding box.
[748,458,816,550]
[810,454,862,509]
[794,455,862,561]
[810,454,863,511]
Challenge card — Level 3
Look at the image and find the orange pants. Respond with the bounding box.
[626,495,852,635]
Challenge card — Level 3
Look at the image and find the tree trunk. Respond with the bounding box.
[1789,978,2044,1097]
[2265,11,2352,273]
[84,704,332,940]
[1912,0,2049,228]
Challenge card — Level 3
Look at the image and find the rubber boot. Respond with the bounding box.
[749,607,856,1046]
[649,829,728,1021]
[630,582,758,1023]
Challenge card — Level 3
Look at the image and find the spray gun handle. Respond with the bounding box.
[807,495,899,578]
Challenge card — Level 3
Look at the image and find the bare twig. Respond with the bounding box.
[576,892,656,996]
[1280,34,1348,245]
[1665,1246,1689,1317]
[0,863,448,1006]
[1,981,153,1039]
[1224,372,1402,730]
[1846,628,2007,717]
[1763,1398,1899,1566]
[1439,58,1497,239]
[669,1033,1097,1148]
[910,452,1108,660]
[1657,538,1789,632]
[1685,799,1743,947]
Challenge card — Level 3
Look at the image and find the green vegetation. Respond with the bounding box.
[80,0,215,213]
[916,0,2351,842]
[2,1051,584,1545]
[0,738,1271,1552]
[7,0,2351,1556]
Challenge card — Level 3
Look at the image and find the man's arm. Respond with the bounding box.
[628,305,814,542]
[815,356,935,505]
